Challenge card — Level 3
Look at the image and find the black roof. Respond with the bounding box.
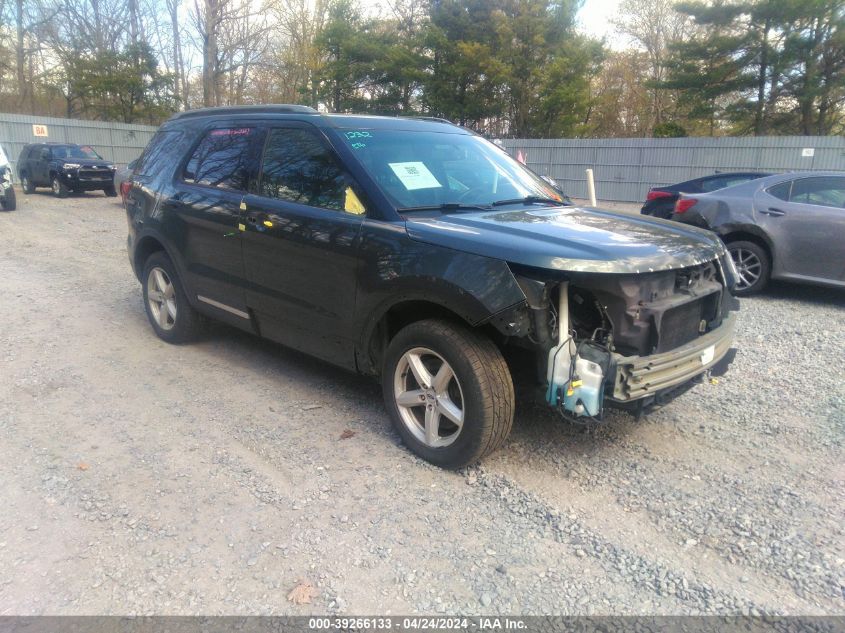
[25,142,84,146]
[164,105,467,134]
[168,104,318,121]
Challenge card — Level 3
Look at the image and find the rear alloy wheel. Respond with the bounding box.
[21,174,34,194]
[51,175,69,198]
[727,240,770,296]
[147,267,178,331]
[142,251,204,343]
[382,319,514,468]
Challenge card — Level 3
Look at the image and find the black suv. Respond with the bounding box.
[125,105,739,468]
[18,143,117,198]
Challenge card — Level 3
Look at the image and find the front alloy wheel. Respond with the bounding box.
[52,176,68,198]
[394,347,465,448]
[382,319,514,468]
[21,175,34,194]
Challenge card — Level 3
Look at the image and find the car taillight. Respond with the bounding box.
[675,198,698,214]
[120,180,132,199]
[646,189,673,201]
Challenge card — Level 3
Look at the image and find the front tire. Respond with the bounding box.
[1,187,16,211]
[727,240,770,296]
[51,175,69,198]
[382,319,514,469]
[104,185,118,197]
[21,174,34,194]
[142,251,204,344]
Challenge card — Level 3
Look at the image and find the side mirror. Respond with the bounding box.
[40,149,50,160]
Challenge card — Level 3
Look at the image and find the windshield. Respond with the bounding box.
[339,129,563,210]
[52,145,103,160]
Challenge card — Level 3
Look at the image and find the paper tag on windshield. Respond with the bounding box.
[388,162,441,190]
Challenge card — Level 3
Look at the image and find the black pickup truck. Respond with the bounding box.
[18,142,117,198]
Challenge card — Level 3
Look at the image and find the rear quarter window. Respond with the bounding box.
[136,130,183,177]
[766,181,792,201]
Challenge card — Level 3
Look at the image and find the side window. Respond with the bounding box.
[259,128,350,212]
[767,181,792,201]
[789,177,845,209]
[700,177,726,192]
[721,175,754,188]
[136,130,182,176]
[183,127,257,191]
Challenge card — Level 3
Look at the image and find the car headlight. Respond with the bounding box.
[63,163,81,170]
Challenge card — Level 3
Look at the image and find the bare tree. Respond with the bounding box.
[265,0,330,106]
[190,0,270,106]
[613,0,691,130]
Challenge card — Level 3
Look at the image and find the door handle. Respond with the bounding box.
[760,207,785,216]
[246,212,273,228]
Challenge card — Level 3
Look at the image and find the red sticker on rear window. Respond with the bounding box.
[210,128,251,136]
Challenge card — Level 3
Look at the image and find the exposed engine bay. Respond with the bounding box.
[509,255,740,421]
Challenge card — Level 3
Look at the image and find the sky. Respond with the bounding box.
[577,0,625,47]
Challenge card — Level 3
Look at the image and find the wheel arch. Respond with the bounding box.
[716,225,774,266]
[132,231,191,292]
[357,294,517,376]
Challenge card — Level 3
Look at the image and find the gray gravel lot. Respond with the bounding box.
[0,190,843,616]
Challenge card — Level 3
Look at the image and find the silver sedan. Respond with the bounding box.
[672,171,845,295]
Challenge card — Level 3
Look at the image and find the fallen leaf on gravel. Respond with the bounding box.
[76,462,89,471]
[340,429,356,440]
[709,378,719,385]
[287,579,317,604]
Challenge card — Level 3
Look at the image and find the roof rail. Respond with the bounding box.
[407,116,455,125]
[169,104,318,121]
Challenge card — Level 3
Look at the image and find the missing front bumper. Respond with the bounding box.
[610,312,737,402]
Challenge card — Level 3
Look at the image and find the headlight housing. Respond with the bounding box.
[63,163,81,170]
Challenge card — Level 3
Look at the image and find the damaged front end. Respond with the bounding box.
[511,254,739,421]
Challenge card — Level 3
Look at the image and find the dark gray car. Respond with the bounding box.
[672,171,845,295]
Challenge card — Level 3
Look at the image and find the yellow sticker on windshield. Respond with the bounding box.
[344,187,366,215]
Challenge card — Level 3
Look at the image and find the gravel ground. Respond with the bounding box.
[0,190,843,616]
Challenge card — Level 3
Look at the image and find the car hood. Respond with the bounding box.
[404,206,725,273]
[58,158,113,167]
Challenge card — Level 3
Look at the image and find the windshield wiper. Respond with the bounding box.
[398,202,493,213]
[491,195,567,207]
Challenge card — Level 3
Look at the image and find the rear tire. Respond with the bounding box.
[727,240,770,296]
[142,251,205,344]
[1,187,16,211]
[382,319,514,469]
[21,174,34,194]
[51,175,69,198]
